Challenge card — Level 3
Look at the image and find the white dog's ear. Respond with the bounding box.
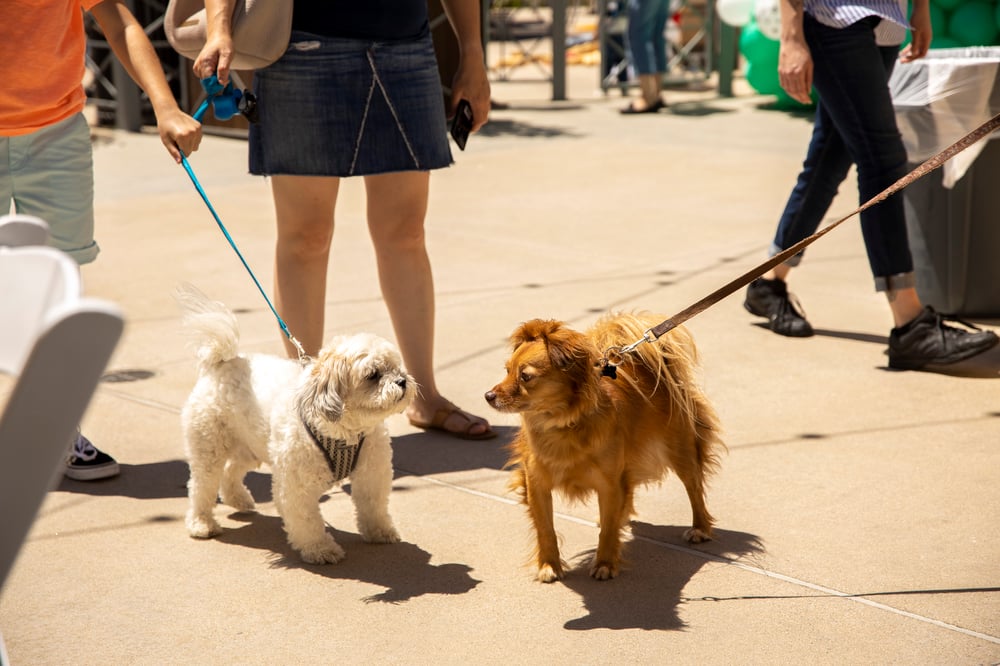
[297,364,344,423]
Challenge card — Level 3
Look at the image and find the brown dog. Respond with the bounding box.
[485,312,724,582]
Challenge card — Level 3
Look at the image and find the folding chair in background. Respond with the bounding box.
[0,214,124,595]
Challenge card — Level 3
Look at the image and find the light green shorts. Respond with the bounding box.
[1,112,99,264]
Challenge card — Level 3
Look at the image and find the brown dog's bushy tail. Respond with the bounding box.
[174,282,241,372]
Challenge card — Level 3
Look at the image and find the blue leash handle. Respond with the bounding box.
[180,76,305,358]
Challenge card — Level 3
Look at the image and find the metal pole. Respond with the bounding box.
[111,59,143,132]
[112,0,142,131]
[718,22,736,98]
[551,0,567,100]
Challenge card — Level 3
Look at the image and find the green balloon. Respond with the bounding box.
[740,19,815,106]
[774,87,815,109]
[739,22,778,68]
[745,62,781,96]
[930,35,962,50]
[929,3,946,30]
[930,0,962,10]
[949,2,998,46]
[740,22,781,95]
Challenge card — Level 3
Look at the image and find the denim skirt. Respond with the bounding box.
[249,31,452,177]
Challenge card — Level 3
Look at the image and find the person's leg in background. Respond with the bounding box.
[748,17,911,339]
[3,113,117,479]
[622,0,669,113]
[749,15,997,366]
[808,23,997,366]
[365,171,493,439]
[744,97,853,337]
[270,175,340,359]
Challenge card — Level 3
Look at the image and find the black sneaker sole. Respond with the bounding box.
[64,461,120,481]
[744,300,814,337]
[888,335,999,370]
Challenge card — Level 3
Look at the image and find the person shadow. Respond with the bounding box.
[558,522,765,631]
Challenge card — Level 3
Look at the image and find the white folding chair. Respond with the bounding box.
[0,214,124,594]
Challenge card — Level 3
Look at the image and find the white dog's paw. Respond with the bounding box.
[220,487,256,513]
[297,538,346,565]
[360,523,401,544]
[186,514,222,539]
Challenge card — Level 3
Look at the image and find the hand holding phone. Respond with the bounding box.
[450,99,473,151]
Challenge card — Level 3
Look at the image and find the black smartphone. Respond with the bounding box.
[450,99,473,151]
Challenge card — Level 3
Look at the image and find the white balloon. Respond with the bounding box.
[754,0,782,40]
[717,0,754,27]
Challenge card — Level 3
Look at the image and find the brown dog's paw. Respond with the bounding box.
[589,559,620,581]
[536,563,563,583]
[683,527,713,544]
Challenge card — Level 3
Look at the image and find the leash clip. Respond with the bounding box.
[599,328,656,380]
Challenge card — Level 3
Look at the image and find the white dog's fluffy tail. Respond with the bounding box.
[174,283,240,371]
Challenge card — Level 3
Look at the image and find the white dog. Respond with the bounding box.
[177,285,415,564]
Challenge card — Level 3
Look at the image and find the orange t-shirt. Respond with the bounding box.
[0,0,104,136]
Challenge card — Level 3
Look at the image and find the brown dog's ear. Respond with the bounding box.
[545,326,595,373]
[510,319,565,350]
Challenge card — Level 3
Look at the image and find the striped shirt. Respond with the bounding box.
[805,0,910,45]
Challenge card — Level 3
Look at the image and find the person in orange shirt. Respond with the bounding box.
[0,0,202,480]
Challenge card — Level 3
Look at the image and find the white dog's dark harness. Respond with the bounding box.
[302,419,366,482]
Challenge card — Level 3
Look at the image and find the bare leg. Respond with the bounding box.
[271,175,340,358]
[638,72,663,108]
[765,263,792,282]
[886,286,923,327]
[363,172,491,437]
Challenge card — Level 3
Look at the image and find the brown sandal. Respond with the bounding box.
[408,406,497,440]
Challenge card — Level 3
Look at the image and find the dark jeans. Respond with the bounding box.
[626,0,670,75]
[771,15,914,291]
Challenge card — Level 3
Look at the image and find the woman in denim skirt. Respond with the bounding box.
[195,2,495,438]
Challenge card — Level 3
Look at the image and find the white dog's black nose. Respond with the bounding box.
[397,378,407,390]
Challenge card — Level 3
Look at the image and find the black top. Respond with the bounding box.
[292,1,430,41]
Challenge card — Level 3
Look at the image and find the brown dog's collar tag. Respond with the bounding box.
[600,346,626,379]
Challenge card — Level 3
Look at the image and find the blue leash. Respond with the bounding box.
[180,76,306,359]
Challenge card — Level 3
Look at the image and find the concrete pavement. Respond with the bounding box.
[1,63,999,665]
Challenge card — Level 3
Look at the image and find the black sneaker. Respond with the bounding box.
[888,306,999,370]
[65,432,120,481]
[744,278,814,337]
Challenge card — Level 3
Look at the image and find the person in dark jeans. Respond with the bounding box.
[620,0,670,114]
[745,0,997,369]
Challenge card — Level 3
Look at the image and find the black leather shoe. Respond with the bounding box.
[619,100,665,115]
[744,278,814,337]
[887,306,998,370]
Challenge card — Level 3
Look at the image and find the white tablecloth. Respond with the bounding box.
[889,47,1000,188]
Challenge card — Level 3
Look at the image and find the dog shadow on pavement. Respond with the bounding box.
[391,427,519,476]
[57,460,278,504]
[559,522,765,631]
[214,511,481,604]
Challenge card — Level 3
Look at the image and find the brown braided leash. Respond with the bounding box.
[600,111,1000,377]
